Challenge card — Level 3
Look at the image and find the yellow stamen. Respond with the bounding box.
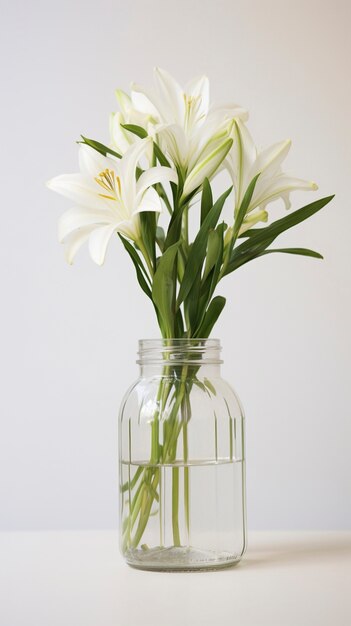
[95,169,121,200]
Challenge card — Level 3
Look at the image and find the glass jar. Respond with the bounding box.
[118,339,246,571]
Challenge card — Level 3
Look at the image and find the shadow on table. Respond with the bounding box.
[237,534,351,571]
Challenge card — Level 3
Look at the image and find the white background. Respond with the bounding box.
[1,0,350,531]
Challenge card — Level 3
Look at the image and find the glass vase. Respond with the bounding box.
[118,338,246,571]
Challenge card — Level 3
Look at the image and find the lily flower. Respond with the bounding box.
[47,138,177,265]
[110,89,157,154]
[113,68,247,198]
[132,67,247,135]
[227,119,318,220]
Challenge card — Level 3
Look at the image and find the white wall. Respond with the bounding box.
[1,0,350,530]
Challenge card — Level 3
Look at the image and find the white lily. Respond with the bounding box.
[110,89,157,155]
[47,138,177,265]
[227,120,318,220]
[132,67,247,135]
[113,68,247,198]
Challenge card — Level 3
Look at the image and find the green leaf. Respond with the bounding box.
[185,269,202,333]
[237,228,262,238]
[195,223,225,334]
[225,195,334,275]
[153,143,171,168]
[201,179,213,225]
[164,202,185,249]
[119,126,172,170]
[195,296,226,338]
[237,195,333,255]
[156,226,165,252]
[206,222,225,299]
[174,309,185,337]
[117,124,172,170]
[80,136,121,159]
[203,229,221,281]
[224,237,276,273]
[118,235,152,299]
[120,124,148,139]
[154,183,173,215]
[177,186,232,307]
[232,173,260,240]
[140,212,156,269]
[152,242,180,337]
[260,247,323,259]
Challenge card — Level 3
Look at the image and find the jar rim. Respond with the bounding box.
[137,338,222,365]
[139,337,220,344]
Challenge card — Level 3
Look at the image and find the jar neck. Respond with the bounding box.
[137,339,222,377]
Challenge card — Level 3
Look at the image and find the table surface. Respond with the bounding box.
[1,530,350,626]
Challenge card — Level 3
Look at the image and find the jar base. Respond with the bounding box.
[125,545,243,572]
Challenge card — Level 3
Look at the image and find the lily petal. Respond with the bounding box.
[186,75,210,118]
[47,174,110,211]
[157,124,188,169]
[110,112,133,154]
[88,223,118,265]
[119,137,153,209]
[228,119,257,208]
[117,217,141,240]
[251,175,318,212]
[130,83,161,120]
[115,89,132,114]
[135,187,163,213]
[239,209,268,235]
[58,207,114,242]
[250,139,291,180]
[78,144,118,178]
[182,138,233,198]
[154,67,185,126]
[135,166,177,204]
[208,103,249,124]
[64,225,96,264]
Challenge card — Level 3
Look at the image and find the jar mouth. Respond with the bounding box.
[137,338,222,366]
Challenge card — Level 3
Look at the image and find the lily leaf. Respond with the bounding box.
[200,178,213,225]
[260,247,323,259]
[118,234,152,299]
[80,136,121,159]
[203,228,221,282]
[152,242,180,337]
[153,143,171,168]
[195,223,225,334]
[156,226,165,252]
[120,124,148,139]
[185,269,202,332]
[140,212,156,269]
[164,201,185,250]
[232,173,260,241]
[224,237,276,273]
[195,296,226,338]
[225,195,334,275]
[205,222,225,300]
[177,186,232,307]
[237,195,333,254]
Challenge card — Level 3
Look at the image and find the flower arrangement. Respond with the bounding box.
[47,68,334,566]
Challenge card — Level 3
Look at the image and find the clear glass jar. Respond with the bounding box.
[118,339,246,571]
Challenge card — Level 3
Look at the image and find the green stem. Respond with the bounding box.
[182,396,190,540]
[122,364,193,551]
[172,467,180,546]
[136,237,154,276]
[131,470,159,549]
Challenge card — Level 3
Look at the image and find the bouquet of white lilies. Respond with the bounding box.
[48,67,332,339]
[48,68,333,559]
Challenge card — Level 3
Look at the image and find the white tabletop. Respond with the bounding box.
[1,531,350,626]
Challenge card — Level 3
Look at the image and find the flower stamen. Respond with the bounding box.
[95,169,121,200]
